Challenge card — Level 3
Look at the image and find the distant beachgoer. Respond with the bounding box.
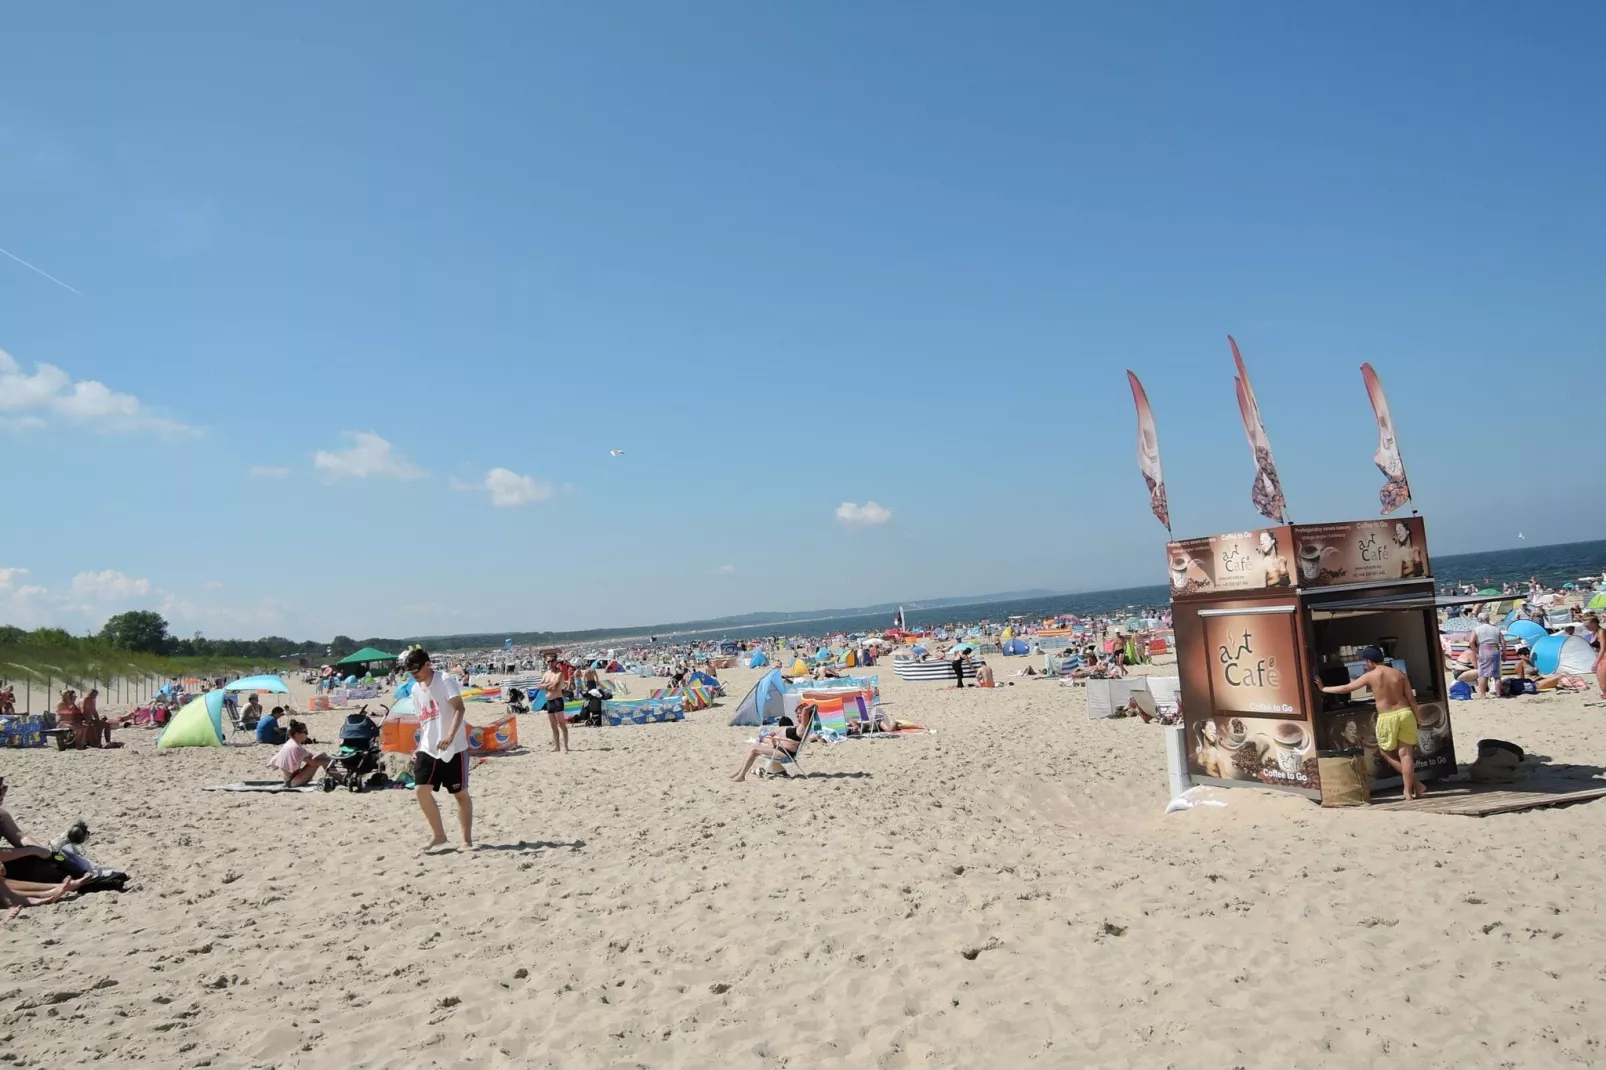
[1473,614,1504,700]
[1321,647,1425,800]
[256,707,288,745]
[540,656,569,753]
[269,720,331,787]
[79,689,114,748]
[1450,644,1479,688]
[952,650,966,689]
[0,686,12,716]
[580,669,607,728]
[974,662,995,688]
[241,694,264,727]
[404,647,473,851]
[1583,614,1602,654]
[55,690,85,747]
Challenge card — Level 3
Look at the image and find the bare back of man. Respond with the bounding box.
[1364,663,1414,714]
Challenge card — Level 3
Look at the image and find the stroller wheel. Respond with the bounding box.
[322,777,338,793]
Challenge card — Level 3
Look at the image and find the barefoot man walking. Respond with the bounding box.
[404,647,473,850]
[1319,646,1425,800]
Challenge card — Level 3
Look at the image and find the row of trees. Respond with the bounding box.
[95,611,388,661]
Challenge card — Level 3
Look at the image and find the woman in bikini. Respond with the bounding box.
[729,702,815,781]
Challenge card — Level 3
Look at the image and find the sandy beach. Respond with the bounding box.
[4,663,1605,1068]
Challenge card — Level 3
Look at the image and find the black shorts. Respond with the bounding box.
[544,697,566,715]
[414,749,469,794]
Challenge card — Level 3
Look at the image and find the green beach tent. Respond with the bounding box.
[1588,592,1606,612]
[337,646,397,667]
[156,691,227,748]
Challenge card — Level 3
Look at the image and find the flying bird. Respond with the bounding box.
[609,449,625,456]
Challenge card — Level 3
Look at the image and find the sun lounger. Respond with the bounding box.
[759,707,816,778]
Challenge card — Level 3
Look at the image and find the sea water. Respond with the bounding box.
[704,539,1606,641]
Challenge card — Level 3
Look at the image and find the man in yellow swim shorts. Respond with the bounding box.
[1319,646,1426,800]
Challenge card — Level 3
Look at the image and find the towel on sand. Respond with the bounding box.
[203,781,319,793]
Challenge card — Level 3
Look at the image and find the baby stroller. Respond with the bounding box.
[324,706,385,793]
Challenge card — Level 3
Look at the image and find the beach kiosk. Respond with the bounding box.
[1168,516,1455,800]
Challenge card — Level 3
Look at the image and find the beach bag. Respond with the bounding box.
[1469,738,1523,783]
[1317,747,1370,807]
[1448,681,1473,701]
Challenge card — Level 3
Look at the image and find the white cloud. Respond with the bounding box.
[0,571,55,629]
[710,564,737,575]
[203,579,225,590]
[0,347,193,435]
[313,432,425,481]
[836,501,893,526]
[249,465,290,479]
[485,467,552,507]
[70,569,153,601]
[451,468,553,507]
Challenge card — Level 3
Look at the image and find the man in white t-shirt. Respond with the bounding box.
[403,647,473,850]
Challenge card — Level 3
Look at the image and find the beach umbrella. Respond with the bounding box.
[223,674,290,694]
[1476,588,1501,597]
[1440,615,1479,634]
[951,643,975,654]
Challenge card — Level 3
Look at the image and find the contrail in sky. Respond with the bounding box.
[0,245,83,295]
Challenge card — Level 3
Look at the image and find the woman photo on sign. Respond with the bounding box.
[1394,521,1425,578]
[1256,530,1291,587]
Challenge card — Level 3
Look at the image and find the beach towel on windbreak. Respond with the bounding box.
[203,781,321,793]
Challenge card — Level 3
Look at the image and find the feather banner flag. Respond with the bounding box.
[1228,335,1289,524]
[1360,362,1412,515]
[1125,371,1170,531]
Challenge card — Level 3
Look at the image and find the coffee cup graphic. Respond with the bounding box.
[1170,553,1203,589]
[1297,543,1338,580]
[1272,721,1307,774]
[1416,703,1444,755]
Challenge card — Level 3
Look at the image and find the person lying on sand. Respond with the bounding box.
[269,720,332,787]
[0,860,89,920]
[730,703,814,781]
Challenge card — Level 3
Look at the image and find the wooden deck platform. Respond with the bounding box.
[1370,780,1606,816]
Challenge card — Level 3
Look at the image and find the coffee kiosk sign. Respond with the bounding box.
[1168,518,1428,598]
[1166,527,1295,598]
[1288,517,1428,587]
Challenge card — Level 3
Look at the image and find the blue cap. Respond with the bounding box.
[1359,646,1384,663]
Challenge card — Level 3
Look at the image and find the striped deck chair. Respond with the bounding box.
[812,698,850,744]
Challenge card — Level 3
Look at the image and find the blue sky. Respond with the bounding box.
[2,2,1602,639]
